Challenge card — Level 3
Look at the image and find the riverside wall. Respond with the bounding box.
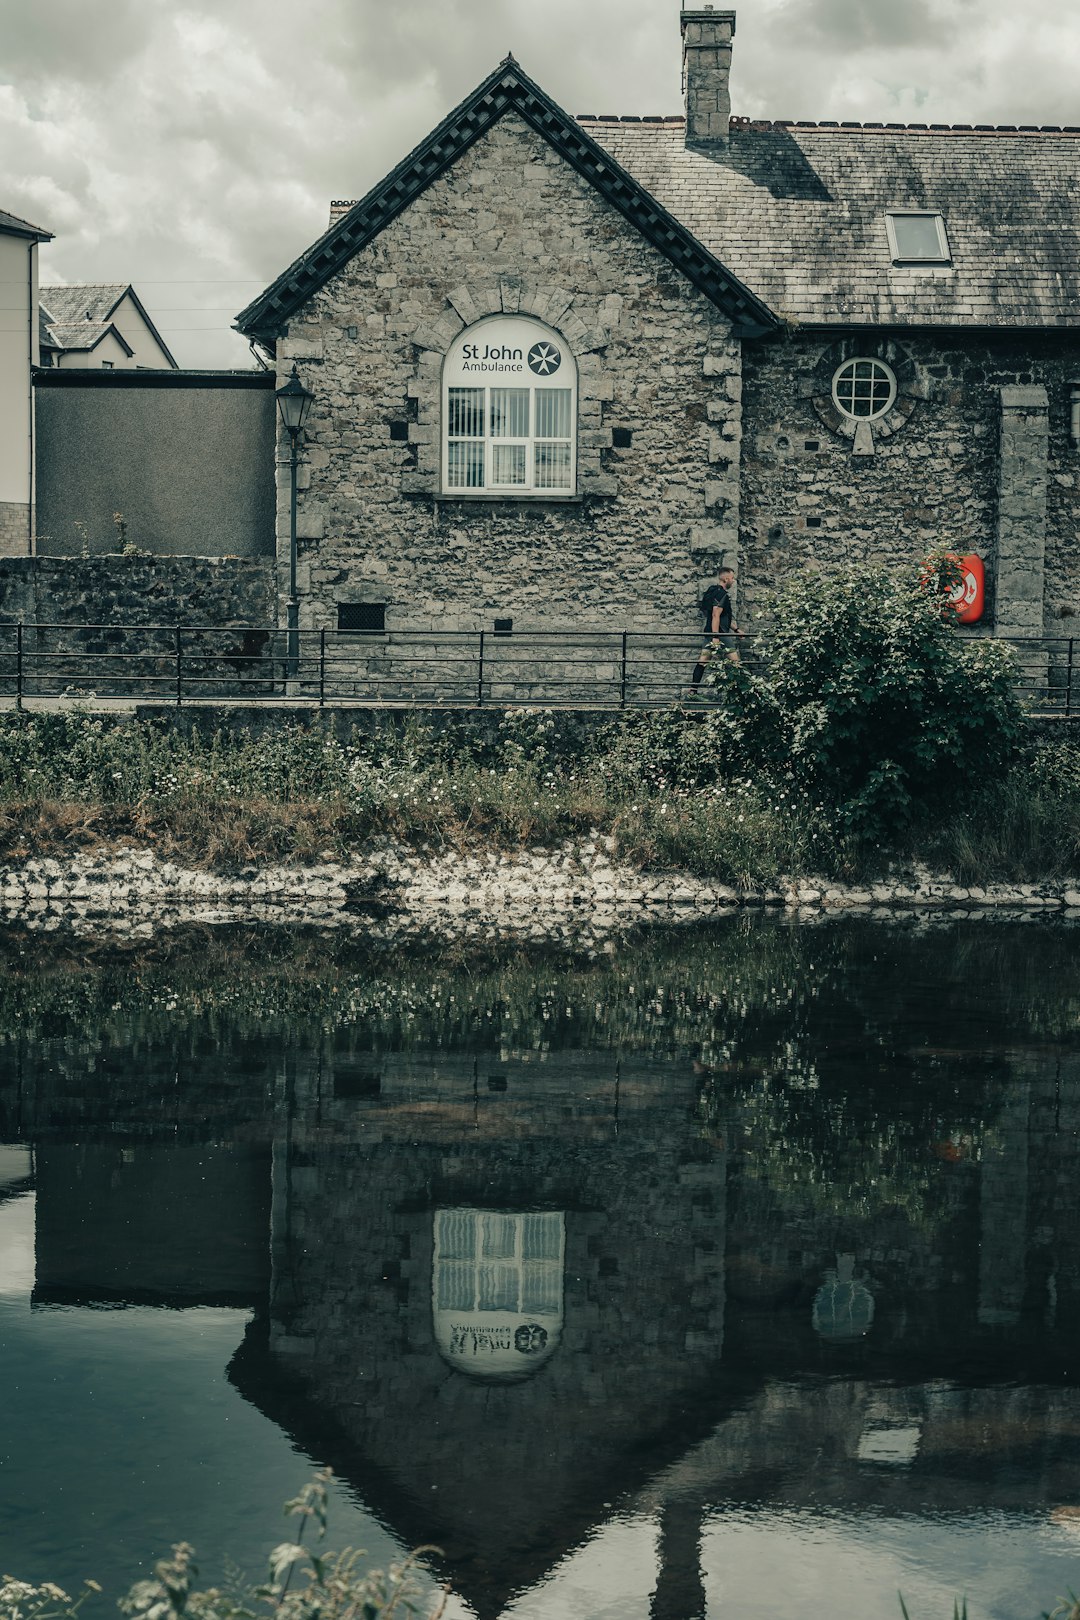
[0,842,1077,938]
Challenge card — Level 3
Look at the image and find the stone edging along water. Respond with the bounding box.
[1,841,1079,938]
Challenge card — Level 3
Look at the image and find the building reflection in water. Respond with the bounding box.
[1,920,1078,1619]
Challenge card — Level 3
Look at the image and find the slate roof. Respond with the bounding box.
[40,320,134,356]
[40,284,178,366]
[41,283,129,325]
[0,207,52,241]
[580,116,1080,329]
[235,59,781,344]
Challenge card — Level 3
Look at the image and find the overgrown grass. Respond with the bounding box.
[0,710,820,879]
[0,708,1076,882]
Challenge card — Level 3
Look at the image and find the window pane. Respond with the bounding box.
[481,1213,517,1260]
[534,443,572,490]
[436,1209,477,1260]
[490,388,529,438]
[492,444,527,486]
[891,214,946,259]
[535,389,572,439]
[522,1213,563,1261]
[447,441,484,488]
[521,1262,562,1315]
[477,1262,519,1312]
[435,1260,475,1312]
[447,388,485,438]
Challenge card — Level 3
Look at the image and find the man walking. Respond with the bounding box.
[690,564,743,687]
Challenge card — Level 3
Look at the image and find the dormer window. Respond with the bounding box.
[885,211,951,265]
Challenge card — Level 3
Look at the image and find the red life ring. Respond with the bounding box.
[947,553,985,624]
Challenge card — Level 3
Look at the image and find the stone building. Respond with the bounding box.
[235,7,1080,651]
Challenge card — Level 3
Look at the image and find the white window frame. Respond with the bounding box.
[433,1208,565,1315]
[442,317,577,497]
[885,211,952,265]
[831,356,898,423]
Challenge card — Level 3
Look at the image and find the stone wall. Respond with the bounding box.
[740,329,1080,637]
[0,555,276,697]
[34,372,276,560]
[279,112,742,638]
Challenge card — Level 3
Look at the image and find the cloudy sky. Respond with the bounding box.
[4,0,1077,367]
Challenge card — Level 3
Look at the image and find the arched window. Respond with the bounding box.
[443,317,577,496]
[432,1207,565,1381]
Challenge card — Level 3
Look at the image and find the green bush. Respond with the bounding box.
[703,557,1026,842]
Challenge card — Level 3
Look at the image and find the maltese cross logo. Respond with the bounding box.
[528,341,562,376]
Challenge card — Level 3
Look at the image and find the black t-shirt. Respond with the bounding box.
[701,584,732,635]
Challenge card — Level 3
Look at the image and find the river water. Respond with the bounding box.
[0,914,1077,1620]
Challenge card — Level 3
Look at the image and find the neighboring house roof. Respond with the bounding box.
[40,283,179,366]
[582,116,1080,329]
[0,207,52,242]
[42,320,135,358]
[234,59,781,345]
[42,282,130,325]
[38,308,62,352]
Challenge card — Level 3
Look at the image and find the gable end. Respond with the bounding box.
[235,62,781,345]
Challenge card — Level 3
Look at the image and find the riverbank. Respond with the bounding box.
[1,707,1079,892]
[2,840,1079,938]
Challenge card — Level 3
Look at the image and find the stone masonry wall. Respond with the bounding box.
[277,112,742,637]
[0,555,276,697]
[740,330,1080,637]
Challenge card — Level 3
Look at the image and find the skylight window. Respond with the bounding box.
[885,211,951,265]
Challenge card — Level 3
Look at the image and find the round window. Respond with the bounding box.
[831,357,897,421]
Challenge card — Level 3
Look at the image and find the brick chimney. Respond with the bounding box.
[681,7,736,145]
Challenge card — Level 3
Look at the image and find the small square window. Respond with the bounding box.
[338,602,385,632]
[389,421,409,441]
[885,211,951,264]
[493,617,513,636]
[612,427,633,448]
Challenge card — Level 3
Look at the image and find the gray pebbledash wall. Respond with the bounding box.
[276,112,742,637]
[34,371,276,560]
[740,330,1080,636]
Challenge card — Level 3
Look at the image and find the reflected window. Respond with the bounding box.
[433,1208,565,1381]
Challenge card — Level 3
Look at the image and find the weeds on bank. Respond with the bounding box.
[0,706,1076,881]
[2,1473,445,1620]
[0,708,822,880]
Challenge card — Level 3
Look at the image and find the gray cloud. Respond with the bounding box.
[772,0,968,51]
[2,0,1077,366]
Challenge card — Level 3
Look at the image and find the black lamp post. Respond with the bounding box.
[275,365,316,681]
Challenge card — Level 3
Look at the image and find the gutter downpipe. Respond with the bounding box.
[27,240,35,555]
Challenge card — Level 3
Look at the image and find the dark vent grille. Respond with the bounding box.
[338,602,386,632]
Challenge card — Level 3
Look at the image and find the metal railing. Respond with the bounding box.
[0,622,1075,714]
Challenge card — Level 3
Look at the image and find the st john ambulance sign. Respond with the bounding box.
[445,318,563,381]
